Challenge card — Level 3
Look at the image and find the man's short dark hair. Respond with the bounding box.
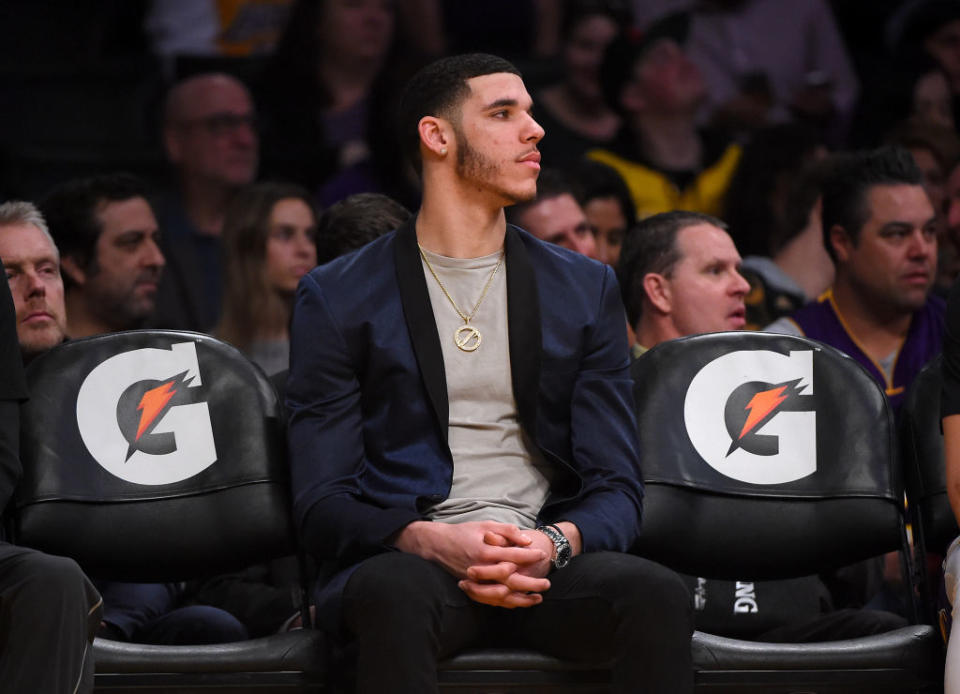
[316,193,411,264]
[40,173,153,286]
[617,210,726,327]
[776,159,830,256]
[398,53,521,176]
[820,146,924,263]
[571,160,636,224]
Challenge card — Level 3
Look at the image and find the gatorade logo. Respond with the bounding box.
[75,342,216,485]
[683,350,816,485]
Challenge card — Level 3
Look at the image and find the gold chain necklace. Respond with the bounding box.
[418,244,505,352]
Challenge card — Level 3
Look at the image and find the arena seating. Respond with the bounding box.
[901,355,957,628]
[9,329,949,691]
[632,331,943,692]
[13,330,326,692]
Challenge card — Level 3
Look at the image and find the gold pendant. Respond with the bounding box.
[454,325,481,352]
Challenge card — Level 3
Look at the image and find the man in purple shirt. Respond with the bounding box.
[767,146,944,415]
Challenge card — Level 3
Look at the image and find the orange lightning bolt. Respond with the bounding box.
[135,380,177,441]
[738,385,789,440]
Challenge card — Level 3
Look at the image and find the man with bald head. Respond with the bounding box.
[154,72,259,331]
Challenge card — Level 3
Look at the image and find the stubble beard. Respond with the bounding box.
[454,126,536,205]
[87,275,158,331]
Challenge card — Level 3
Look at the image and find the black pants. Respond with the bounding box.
[97,581,249,644]
[342,550,694,694]
[0,544,103,693]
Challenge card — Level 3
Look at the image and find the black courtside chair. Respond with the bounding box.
[901,355,959,630]
[13,330,326,692]
[632,331,943,693]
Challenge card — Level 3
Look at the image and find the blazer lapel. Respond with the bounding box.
[505,226,542,438]
[394,218,449,442]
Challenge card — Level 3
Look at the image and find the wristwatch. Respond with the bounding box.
[536,523,572,569]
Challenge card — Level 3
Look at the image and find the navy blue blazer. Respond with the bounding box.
[286,219,644,626]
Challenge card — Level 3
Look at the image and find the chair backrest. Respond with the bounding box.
[14,330,296,582]
[632,331,904,581]
[901,355,958,554]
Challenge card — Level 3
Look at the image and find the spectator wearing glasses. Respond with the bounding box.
[154,72,259,332]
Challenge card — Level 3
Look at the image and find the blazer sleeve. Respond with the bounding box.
[286,273,421,562]
[548,264,644,553]
[0,265,27,515]
[943,279,960,419]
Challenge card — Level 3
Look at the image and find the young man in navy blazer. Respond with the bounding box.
[286,53,693,693]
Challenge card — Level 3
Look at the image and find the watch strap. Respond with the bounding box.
[536,524,571,569]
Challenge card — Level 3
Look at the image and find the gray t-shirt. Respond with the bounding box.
[419,247,553,528]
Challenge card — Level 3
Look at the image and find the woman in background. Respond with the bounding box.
[259,0,418,207]
[218,182,318,376]
[535,1,630,167]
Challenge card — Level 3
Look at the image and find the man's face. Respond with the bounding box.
[0,223,67,357]
[946,162,960,247]
[71,197,165,331]
[518,193,597,259]
[834,184,937,313]
[564,13,619,102]
[166,77,258,187]
[661,223,749,335]
[912,70,954,129]
[630,38,705,115]
[911,146,946,217]
[319,0,394,63]
[925,19,960,91]
[450,72,545,205]
[584,196,628,266]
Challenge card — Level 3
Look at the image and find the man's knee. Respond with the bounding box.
[342,551,463,636]
[345,552,451,605]
[572,552,692,621]
[1,550,90,602]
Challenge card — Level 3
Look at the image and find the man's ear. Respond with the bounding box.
[829,224,853,263]
[60,255,86,287]
[417,116,450,159]
[642,272,672,314]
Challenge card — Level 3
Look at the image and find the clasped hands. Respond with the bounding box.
[394,520,555,609]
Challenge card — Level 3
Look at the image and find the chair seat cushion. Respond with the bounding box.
[93,630,326,675]
[440,648,612,671]
[693,625,942,677]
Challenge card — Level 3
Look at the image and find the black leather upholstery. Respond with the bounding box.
[439,649,611,691]
[902,356,958,555]
[631,332,943,690]
[901,355,958,629]
[13,330,326,691]
[633,332,901,578]
[13,329,943,691]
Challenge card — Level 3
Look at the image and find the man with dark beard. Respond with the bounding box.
[39,173,166,338]
[767,147,943,416]
[287,53,693,693]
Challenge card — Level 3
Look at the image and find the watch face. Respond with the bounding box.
[555,544,572,568]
